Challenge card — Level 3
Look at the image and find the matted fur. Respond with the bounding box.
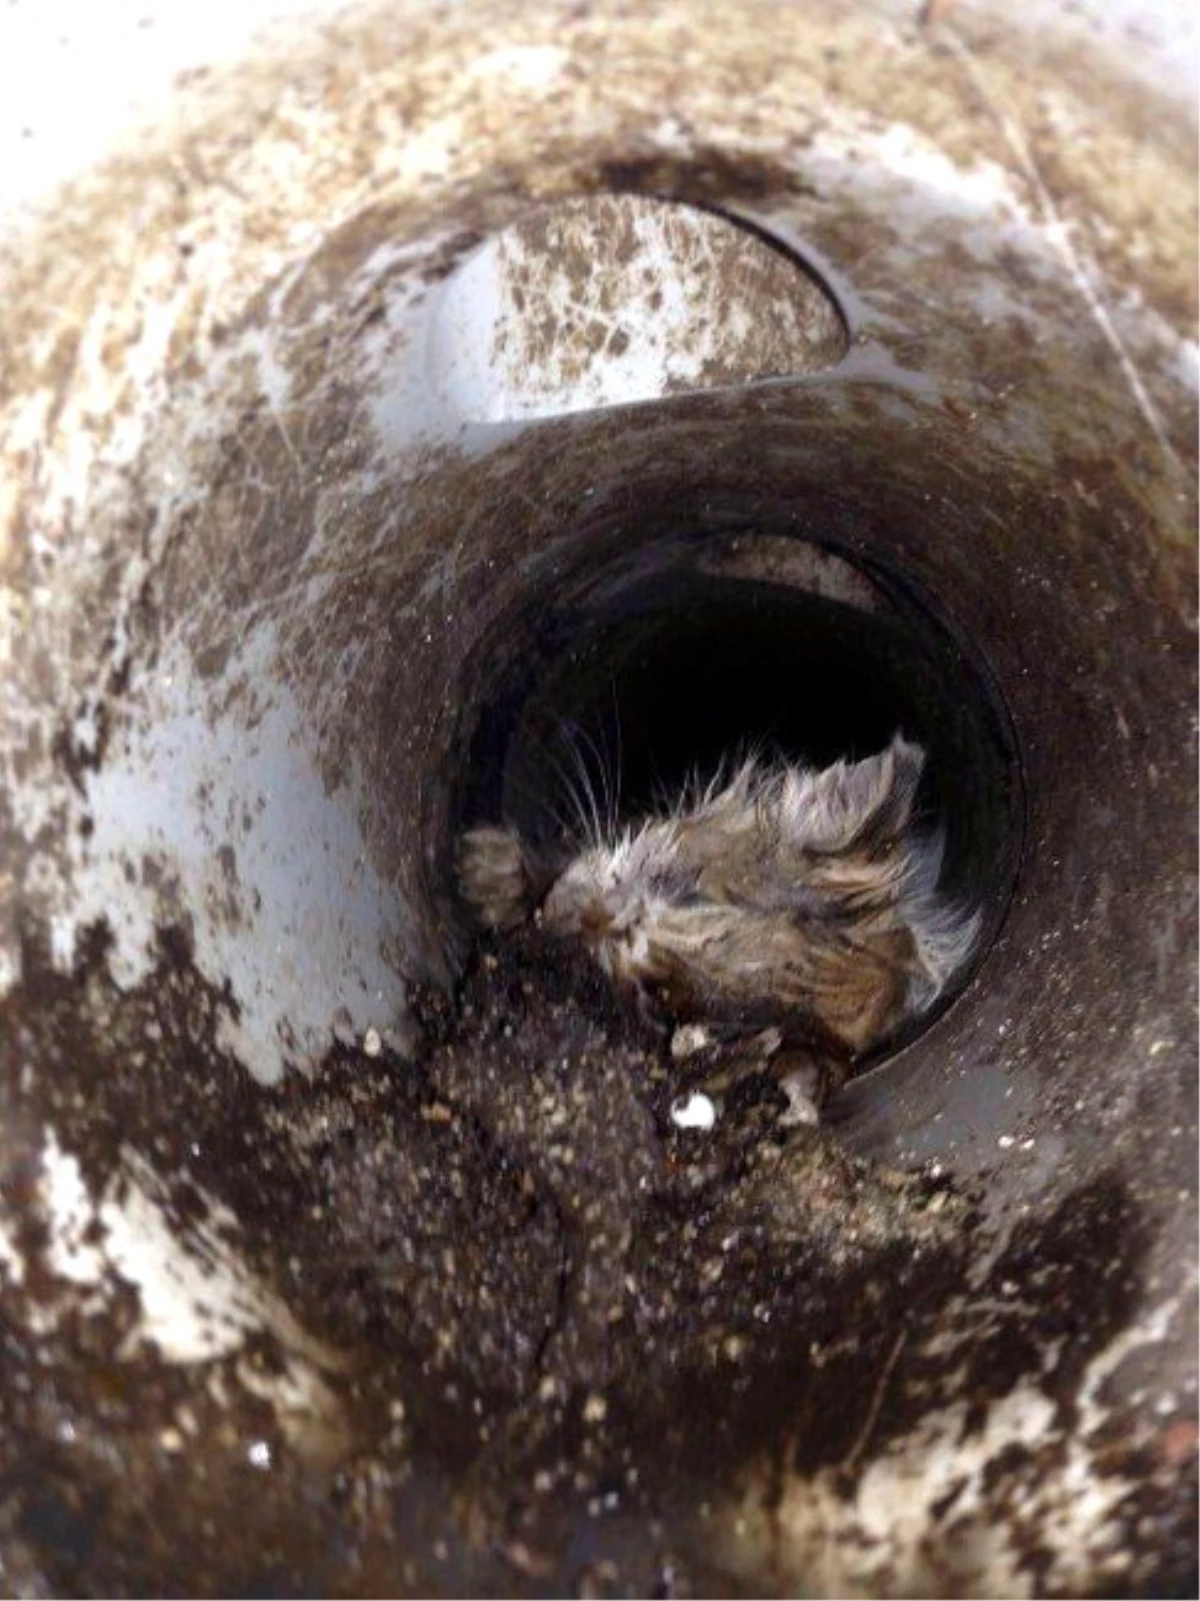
[459,735,980,1056]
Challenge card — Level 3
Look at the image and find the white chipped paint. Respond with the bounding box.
[0,0,361,220]
[797,96,1197,470]
[1,1,1191,234]
[0,1212,26,1287]
[852,122,1025,225]
[33,633,410,1082]
[354,229,468,454]
[1169,334,1200,390]
[1002,0,1198,116]
[41,1129,108,1286]
[98,1161,288,1363]
[25,1135,352,1455]
[0,220,465,1053]
[427,195,845,423]
[716,1290,1193,1597]
[39,1133,325,1364]
[465,44,570,90]
[793,120,1049,286]
[1076,1292,1181,1414]
[795,1384,1056,1596]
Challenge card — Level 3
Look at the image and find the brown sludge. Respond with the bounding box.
[1,917,971,1595]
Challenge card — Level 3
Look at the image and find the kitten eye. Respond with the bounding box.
[646,870,693,901]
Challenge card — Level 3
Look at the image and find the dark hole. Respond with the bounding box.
[517,589,920,818]
[460,539,1021,1045]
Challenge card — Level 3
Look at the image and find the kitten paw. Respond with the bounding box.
[458,826,533,929]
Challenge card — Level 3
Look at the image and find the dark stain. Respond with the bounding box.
[0,924,839,1586]
[49,695,112,796]
[1,913,1194,1596]
[593,145,816,207]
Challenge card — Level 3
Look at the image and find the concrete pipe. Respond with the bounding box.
[0,1,1195,1594]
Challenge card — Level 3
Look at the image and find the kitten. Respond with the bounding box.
[458,735,979,1110]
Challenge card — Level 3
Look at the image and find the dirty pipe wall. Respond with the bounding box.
[0,2,1196,1596]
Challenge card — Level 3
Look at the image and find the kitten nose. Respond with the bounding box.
[579,903,616,942]
[543,885,612,942]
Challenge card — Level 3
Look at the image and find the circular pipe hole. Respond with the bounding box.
[1,11,1194,1588]
[458,527,1021,1064]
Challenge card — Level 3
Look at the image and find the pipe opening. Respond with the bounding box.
[459,528,1021,1063]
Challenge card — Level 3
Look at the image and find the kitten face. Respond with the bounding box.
[459,734,980,1055]
[540,823,688,973]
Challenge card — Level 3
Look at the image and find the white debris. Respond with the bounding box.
[362,1027,382,1057]
[0,1215,25,1286]
[779,1070,822,1128]
[670,1092,718,1131]
[582,1391,608,1425]
[671,1023,712,1059]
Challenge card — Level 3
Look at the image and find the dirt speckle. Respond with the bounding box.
[0,916,985,1594]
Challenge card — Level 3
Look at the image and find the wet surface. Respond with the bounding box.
[0,920,959,1592]
[2,919,1195,1595]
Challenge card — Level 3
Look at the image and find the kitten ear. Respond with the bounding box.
[780,734,926,853]
[867,733,926,838]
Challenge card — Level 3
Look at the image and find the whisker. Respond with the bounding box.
[607,680,624,839]
[504,714,597,849]
[553,715,605,848]
[569,718,615,844]
[551,748,595,845]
